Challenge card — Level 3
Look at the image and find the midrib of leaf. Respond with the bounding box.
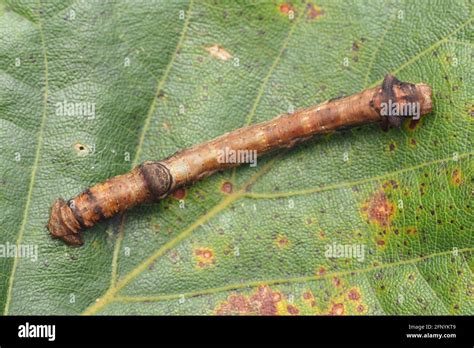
[109,0,194,288]
[3,0,49,315]
[243,152,472,199]
[83,10,473,316]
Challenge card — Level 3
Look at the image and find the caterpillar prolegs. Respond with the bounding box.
[48,75,433,246]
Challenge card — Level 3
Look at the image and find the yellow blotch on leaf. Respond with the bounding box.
[194,247,215,268]
[405,227,417,236]
[205,44,232,61]
[451,168,463,186]
[324,286,366,315]
[274,234,290,248]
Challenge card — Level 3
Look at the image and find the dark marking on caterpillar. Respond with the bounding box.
[68,199,86,230]
[47,75,433,246]
[380,75,403,130]
[93,205,106,221]
[378,74,430,131]
[84,188,106,221]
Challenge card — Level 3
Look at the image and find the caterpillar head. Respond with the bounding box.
[377,74,433,130]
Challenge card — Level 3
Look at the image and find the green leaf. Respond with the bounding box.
[0,0,472,315]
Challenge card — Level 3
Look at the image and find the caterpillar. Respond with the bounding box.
[47,75,433,246]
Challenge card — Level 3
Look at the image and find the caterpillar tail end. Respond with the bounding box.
[47,198,84,246]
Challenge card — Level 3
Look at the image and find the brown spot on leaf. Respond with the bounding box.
[382,180,399,190]
[302,290,317,308]
[451,169,463,186]
[329,303,344,315]
[215,294,252,315]
[275,234,290,248]
[221,181,233,194]
[408,118,421,130]
[348,288,361,301]
[362,191,395,227]
[205,44,232,61]
[287,304,299,315]
[215,286,282,315]
[303,291,314,301]
[194,247,215,268]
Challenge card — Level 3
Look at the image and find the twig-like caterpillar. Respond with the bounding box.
[48,75,433,246]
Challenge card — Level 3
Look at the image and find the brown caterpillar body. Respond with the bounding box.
[47,75,433,246]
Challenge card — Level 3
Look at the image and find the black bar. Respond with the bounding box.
[0,315,472,346]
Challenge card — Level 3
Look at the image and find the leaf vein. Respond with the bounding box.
[3,0,49,315]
